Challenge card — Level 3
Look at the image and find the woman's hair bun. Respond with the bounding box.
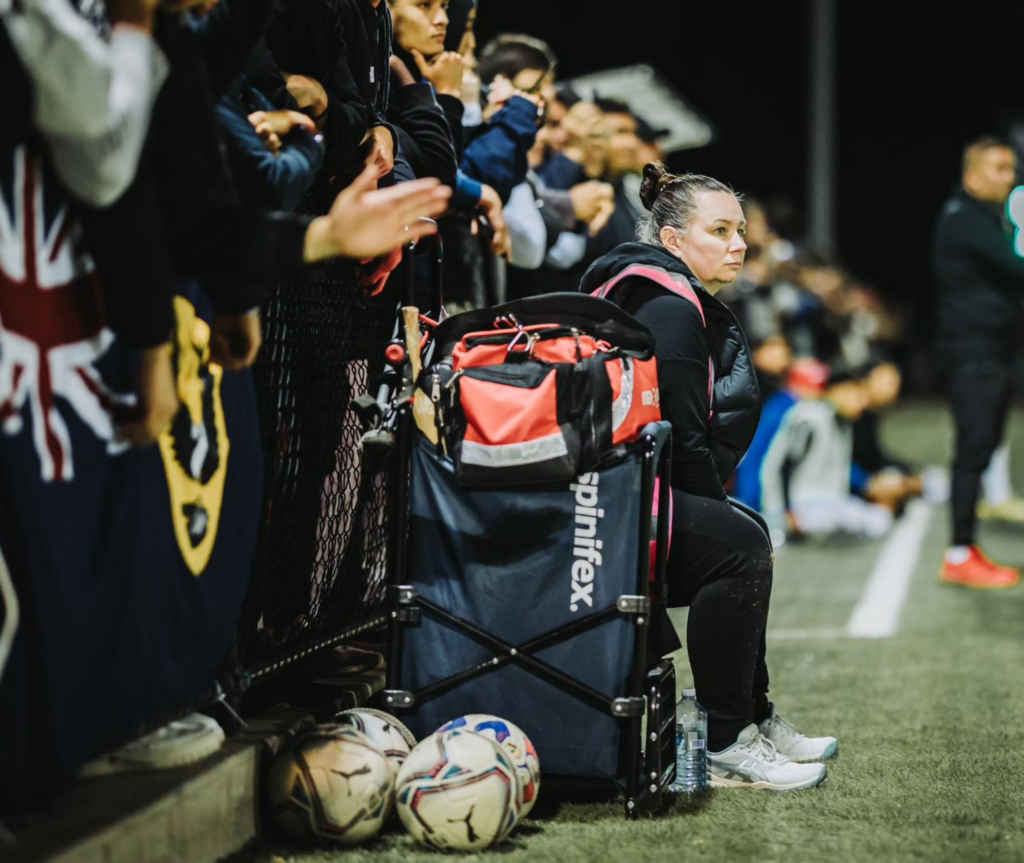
[639,161,676,212]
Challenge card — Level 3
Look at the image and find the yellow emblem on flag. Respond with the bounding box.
[158,297,230,576]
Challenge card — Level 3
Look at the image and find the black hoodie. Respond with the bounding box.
[581,243,761,501]
[932,186,1024,366]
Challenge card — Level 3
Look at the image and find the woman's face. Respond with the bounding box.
[662,191,747,293]
[392,0,450,58]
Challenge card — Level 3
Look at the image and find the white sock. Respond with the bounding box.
[945,546,971,565]
[982,443,1013,506]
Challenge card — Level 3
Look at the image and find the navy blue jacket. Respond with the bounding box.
[460,96,539,203]
[216,78,324,213]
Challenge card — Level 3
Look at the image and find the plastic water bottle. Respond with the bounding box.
[670,689,708,793]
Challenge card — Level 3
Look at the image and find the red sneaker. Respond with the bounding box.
[940,546,1021,589]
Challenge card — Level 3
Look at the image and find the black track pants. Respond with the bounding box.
[665,490,774,752]
[948,361,1014,546]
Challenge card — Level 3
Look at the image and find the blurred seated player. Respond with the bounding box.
[752,335,794,400]
[760,364,893,540]
[733,348,805,519]
[851,361,923,516]
[978,441,1024,523]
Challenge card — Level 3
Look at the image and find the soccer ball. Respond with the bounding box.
[331,709,416,780]
[266,727,393,845]
[395,729,521,850]
[437,714,541,816]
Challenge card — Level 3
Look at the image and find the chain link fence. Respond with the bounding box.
[236,185,397,680]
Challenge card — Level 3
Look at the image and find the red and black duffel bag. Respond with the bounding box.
[420,293,663,486]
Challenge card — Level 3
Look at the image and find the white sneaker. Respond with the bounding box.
[708,724,826,792]
[758,703,838,762]
[78,713,225,778]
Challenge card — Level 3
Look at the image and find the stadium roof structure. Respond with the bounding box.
[566,64,714,153]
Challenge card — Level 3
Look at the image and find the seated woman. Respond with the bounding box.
[581,163,837,792]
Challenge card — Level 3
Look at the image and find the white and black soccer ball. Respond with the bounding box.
[266,726,393,846]
[332,708,416,780]
[437,714,541,816]
[395,729,521,850]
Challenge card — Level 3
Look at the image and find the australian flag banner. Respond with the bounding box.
[0,141,261,812]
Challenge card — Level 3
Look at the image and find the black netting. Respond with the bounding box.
[236,184,397,678]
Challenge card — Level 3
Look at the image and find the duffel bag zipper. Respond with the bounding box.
[430,371,445,453]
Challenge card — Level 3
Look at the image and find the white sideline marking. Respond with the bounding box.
[768,627,843,640]
[845,500,932,639]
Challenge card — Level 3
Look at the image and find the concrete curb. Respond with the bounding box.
[8,706,318,863]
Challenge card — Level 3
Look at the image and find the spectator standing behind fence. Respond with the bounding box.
[267,0,396,185]
[216,81,325,213]
[933,137,1024,589]
[0,0,452,811]
[388,0,463,181]
[589,98,645,255]
[471,34,615,282]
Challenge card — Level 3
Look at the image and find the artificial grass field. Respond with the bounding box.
[233,401,1024,863]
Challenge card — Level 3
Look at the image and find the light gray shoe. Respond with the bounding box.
[708,724,827,792]
[759,703,838,762]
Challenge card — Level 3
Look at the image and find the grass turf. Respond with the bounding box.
[231,400,1024,863]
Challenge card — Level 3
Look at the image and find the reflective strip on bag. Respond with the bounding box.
[610,357,633,435]
[460,430,569,468]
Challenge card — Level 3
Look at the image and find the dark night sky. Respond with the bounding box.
[477,2,1024,314]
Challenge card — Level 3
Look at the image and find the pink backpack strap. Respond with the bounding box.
[591,265,706,325]
[593,264,714,415]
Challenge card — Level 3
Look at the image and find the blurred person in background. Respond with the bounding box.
[733,347,806,522]
[561,99,609,182]
[590,97,644,253]
[933,137,1024,588]
[483,36,616,296]
[760,365,893,541]
[529,84,581,184]
[852,361,924,516]
[717,197,787,351]
[751,336,793,400]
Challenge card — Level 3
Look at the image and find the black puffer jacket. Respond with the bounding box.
[581,243,761,500]
[932,187,1024,366]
